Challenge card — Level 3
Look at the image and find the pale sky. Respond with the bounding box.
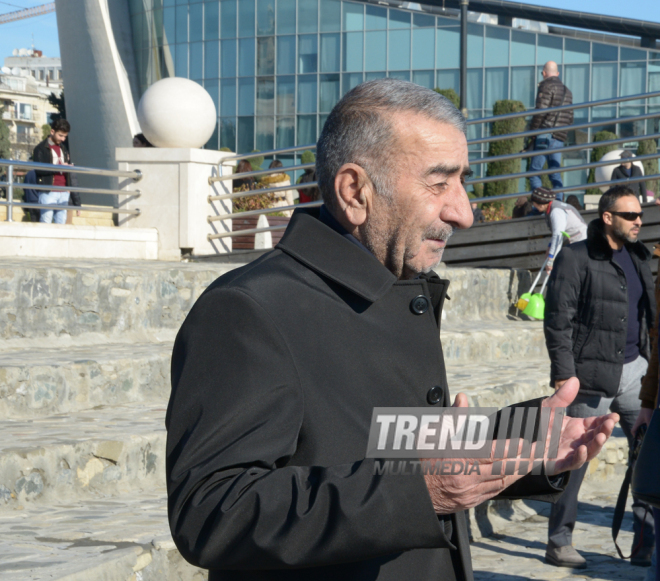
[0,0,658,65]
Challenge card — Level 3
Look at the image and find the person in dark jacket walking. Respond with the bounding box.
[166,79,619,581]
[544,185,656,569]
[32,118,81,224]
[528,61,573,194]
[22,170,40,222]
[612,150,648,203]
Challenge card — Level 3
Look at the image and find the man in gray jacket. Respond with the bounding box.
[544,185,655,568]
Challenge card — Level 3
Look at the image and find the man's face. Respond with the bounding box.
[50,130,68,145]
[604,195,642,244]
[361,112,473,279]
[622,161,632,170]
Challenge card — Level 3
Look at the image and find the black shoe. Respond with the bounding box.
[631,545,653,567]
[545,545,587,569]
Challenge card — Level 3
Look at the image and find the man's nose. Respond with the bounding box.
[443,185,474,230]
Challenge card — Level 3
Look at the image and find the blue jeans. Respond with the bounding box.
[39,191,70,224]
[529,137,564,194]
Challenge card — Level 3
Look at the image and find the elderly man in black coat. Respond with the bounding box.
[166,79,618,581]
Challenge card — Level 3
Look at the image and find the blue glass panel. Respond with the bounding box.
[164,8,176,45]
[342,72,363,95]
[277,36,296,75]
[190,3,204,41]
[319,73,340,112]
[257,37,275,75]
[621,47,647,61]
[164,0,175,5]
[220,78,237,116]
[437,69,459,93]
[510,30,535,66]
[413,13,434,28]
[238,78,255,115]
[365,71,386,81]
[592,63,617,100]
[176,43,188,76]
[257,0,275,35]
[388,8,410,29]
[277,76,295,115]
[468,24,483,68]
[220,118,236,151]
[412,70,434,89]
[299,34,318,73]
[343,2,364,32]
[437,17,457,26]
[343,32,363,72]
[436,26,459,69]
[485,26,509,67]
[298,75,317,113]
[277,0,296,34]
[485,67,508,109]
[129,0,141,15]
[467,69,483,109]
[510,67,535,108]
[564,64,589,109]
[389,30,410,70]
[365,5,386,30]
[320,0,341,32]
[412,28,434,70]
[205,41,219,78]
[257,77,275,115]
[276,116,295,148]
[564,39,589,64]
[320,33,341,72]
[204,80,219,111]
[239,38,255,76]
[204,2,219,40]
[593,43,618,62]
[620,62,646,106]
[388,71,410,81]
[221,39,237,77]
[205,124,219,150]
[176,6,188,43]
[537,34,562,65]
[256,116,274,150]
[176,0,186,4]
[239,0,255,37]
[237,117,254,153]
[220,0,237,38]
[364,31,386,71]
[297,115,317,145]
[298,0,318,33]
[131,12,146,51]
[648,62,660,105]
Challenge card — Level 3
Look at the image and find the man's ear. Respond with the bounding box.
[602,212,613,226]
[334,163,374,227]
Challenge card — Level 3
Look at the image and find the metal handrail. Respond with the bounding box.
[468,132,660,167]
[0,201,140,215]
[466,90,660,126]
[467,151,660,186]
[209,163,315,184]
[209,224,292,241]
[472,172,660,205]
[0,158,142,181]
[209,199,322,222]
[0,180,142,197]
[221,143,317,163]
[208,180,318,203]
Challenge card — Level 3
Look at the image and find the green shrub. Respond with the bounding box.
[246,150,264,171]
[483,100,526,215]
[433,88,460,109]
[42,124,51,140]
[301,150,316,165]
[637,138,659,197]
[586,130,618,196]
[219,147,232,152]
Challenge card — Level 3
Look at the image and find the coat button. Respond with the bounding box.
[621,285,626,291]
[411,295,430,315]
[621,316,626,322]
[617,349,623,355]
[427,386,443,405]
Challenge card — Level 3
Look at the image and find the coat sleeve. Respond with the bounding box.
[640,274,660,409]
[32,144,53,182]
[166,287,447,571]
[544,247,582,385]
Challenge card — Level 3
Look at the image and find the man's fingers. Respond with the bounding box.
[452,393,468,408]
[543,377,579,408]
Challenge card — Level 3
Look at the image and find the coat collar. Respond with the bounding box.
[587,218,651,262]
[276,207,399,302]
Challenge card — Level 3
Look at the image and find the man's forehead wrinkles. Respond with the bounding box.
[425,164,470,177]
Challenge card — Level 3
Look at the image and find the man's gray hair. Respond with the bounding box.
[316,79,466,211]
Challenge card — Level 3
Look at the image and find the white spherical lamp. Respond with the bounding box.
[137,77,217,149]
[594,149,644,193]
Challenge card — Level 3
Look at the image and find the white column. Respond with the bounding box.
[116,148,235,261]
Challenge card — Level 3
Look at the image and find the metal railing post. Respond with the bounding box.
[6,164,13,222]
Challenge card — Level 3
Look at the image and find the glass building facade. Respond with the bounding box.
[129,0,660,184]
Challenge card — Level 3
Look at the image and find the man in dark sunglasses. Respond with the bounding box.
[544,185,656,568]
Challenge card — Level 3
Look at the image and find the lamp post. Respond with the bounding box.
[459,0,469,118]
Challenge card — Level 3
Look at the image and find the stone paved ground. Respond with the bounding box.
[471,480,651,581]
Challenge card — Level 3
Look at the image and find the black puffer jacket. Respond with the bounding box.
[530,76,574,143]
[611,165,647,203]
[544,219,655,396]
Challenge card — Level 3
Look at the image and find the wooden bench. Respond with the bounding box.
[232,215,290,250]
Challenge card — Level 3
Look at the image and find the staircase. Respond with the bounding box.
[0,257,632,579]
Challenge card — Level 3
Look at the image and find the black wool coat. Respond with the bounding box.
[544,218,655,396]
[167,207,567,581]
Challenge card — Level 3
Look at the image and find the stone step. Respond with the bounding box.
[0,258,531,345]
[0,404,167,508]
[0,490,204,581]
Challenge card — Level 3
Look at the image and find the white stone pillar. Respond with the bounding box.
[116,148,235,261]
